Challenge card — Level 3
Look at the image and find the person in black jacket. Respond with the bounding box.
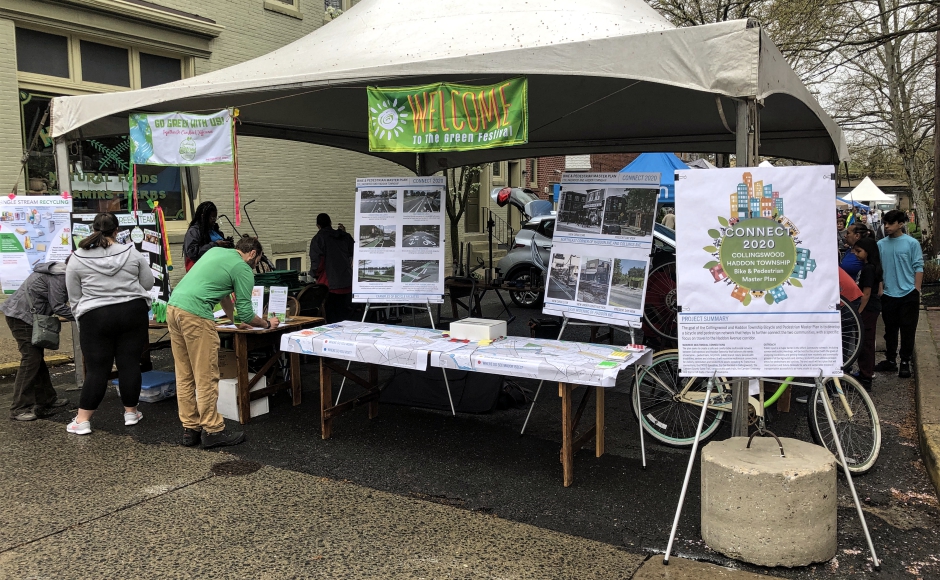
[0,262,73,421]
[183,201,232,271]
[309,213,354,323]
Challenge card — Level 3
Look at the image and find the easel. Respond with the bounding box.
[333,298,456,415]
[661,371,880,568]
[519,314,649,468]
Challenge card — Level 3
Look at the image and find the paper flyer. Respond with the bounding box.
[674,166,842,377]
[251,286,264,318]
[542,173,660,326]
[352,176,445,303]
[0,196,73,293]
[268,286,288,318]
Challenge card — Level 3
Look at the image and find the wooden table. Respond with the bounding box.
[151,316,324,423]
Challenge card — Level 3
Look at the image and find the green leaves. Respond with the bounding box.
[742,294,752,306]
[765,293,775,305]
[789,278,803,287]
[703,246,718,253]
[704,261,719,269]
[717,216,729,227]
[708,229,721,239]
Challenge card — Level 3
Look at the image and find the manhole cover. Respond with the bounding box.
[210,460,262,477]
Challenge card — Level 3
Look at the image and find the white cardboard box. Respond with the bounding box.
[217,374,269,420]
[449,318,507,341]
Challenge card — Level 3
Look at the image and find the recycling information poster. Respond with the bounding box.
[0,196,73,293]
[675,166,842,377]
[71,212,171,301]
[543,172,660,326]
[367,78,527,153]
[352,176,445,303]
[129,110,233,166]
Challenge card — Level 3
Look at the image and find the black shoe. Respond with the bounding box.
[49,397,69,408]
[856,376,873,390]
[898,361,911,379]
[874,359,897,372]
[181,428,202,447]
[201,429,245,449]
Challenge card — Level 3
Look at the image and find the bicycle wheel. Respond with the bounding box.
[632,351,725,447]
[643,260,678,341]
[839,297,862,370]
[807,375,881,474]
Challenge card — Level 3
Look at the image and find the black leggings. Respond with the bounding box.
[78,299,150,410]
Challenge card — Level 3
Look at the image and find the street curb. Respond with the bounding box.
[914,309,940,498]
[0,354,72,376]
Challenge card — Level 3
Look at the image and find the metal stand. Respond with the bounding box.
[520,316,646,467]
[663,372,717,565]
[334,299,456,416]
[816,372,880,569]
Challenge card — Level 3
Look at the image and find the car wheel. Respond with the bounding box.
[506,270,543,308]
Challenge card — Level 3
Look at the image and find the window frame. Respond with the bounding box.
[264,0,303,19]
[272,252,308,274]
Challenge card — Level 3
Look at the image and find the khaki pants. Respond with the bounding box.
[167,305,225,433]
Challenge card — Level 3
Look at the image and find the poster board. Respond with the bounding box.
[71,212,171,302]
[353,176,445,304]
[675,166,842,377]
[542,172,661,326]
[0,196,73,294]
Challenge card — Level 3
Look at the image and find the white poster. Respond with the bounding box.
[129,110,233,166]
[0,195,73,293]
[675,166,842,377]
[268,286,288,318]
[542,172,660,326]
[251,286,265,318]
[353,176,445,303]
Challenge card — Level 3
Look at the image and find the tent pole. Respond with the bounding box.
[54,137,84,387]
[735,98,758,167]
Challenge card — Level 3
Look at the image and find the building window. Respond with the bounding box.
[140,53,182,88]
[492,162,502,177]
[274,255,305,272]
[79,40,130,87]
[15,28,69,78]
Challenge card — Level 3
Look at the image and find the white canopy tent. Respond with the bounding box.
[846,177,895,202]
[50,0,848,172]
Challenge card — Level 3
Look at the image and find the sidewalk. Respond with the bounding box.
[0,314,74,373]
[0,410,779,579]
[915,307,940,497]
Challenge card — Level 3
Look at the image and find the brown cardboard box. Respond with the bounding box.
[218,349,238,379]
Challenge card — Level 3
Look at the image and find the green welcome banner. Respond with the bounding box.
[367,78,528,153]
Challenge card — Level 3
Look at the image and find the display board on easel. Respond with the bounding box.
[352,176,446,304]
[542,172,661,326]
[0,195,73,294]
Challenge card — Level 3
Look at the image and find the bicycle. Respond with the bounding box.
[631,349,881,474]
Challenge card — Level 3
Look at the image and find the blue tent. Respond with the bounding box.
[620,153,690,204]
[837,197,868,210]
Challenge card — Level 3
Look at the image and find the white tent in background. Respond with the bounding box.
[686,158,716,169]
[847,177,895,202]
[758,160,774,167]
[50,0,848,170]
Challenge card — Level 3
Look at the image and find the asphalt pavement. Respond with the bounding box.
[609,285,644,309]
[403,195,440,213]
[403,231,440,247]
[1,295,938,578]
[547,277,576,301]
[361,197,397,213]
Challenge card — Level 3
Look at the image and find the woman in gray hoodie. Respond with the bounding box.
[65,213,154,435]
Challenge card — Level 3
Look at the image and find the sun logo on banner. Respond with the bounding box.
[370,99,408,141]
[701,172,816,306]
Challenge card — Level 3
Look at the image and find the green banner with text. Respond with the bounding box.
[368,78,528,153]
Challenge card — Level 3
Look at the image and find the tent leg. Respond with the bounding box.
[54,138,83,387]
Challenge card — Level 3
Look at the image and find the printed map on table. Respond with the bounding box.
[280,321,460,370]
[430,337,653,387]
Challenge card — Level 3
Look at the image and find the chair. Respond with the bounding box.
[293,283,329,317]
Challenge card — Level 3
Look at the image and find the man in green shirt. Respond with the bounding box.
[168,236,278,448]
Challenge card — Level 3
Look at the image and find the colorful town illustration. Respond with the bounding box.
[707,172,815,306]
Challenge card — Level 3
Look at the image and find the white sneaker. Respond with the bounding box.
[67,419,91,435]
[123,410,143,426]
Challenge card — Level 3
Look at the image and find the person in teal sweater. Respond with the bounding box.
[167,236,279,448]
[874,210,923,379]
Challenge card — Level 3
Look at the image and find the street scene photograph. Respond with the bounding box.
[601,188,659,236]
[608,258,648,310]
[359,189,398,213]
[356,259,396,282]
[402,189,442,213]
[557,188,605,234]
[358,224,396,248]
[575,257,612,305]
[401,224,441,247]
[400,259,440,283]
[546,252,580,301]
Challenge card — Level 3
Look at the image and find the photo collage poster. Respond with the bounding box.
[71,212,171,301]
[0,195,73,294]
[543,172,661,326]
[353,176,446,303]
[674,165,842,377]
